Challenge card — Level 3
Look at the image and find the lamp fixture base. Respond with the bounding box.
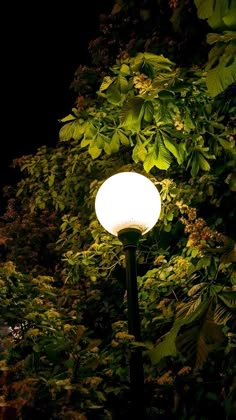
[118,228,142,248]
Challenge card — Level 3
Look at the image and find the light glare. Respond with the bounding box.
[95,172,161,236]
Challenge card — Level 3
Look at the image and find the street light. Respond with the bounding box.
[95,171,161,417]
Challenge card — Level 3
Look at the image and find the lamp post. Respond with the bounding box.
[95,171,161,417]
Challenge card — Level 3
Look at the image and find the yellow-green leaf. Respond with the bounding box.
[59,122,74,142]
[132,143,147,163]
[118,130,130,146]
[110,132,120,153]
[89,144,102,159]
[72,120,87,140]
[198,153,211,171]
[99,76,115,92]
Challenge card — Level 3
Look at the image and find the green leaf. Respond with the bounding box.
[155,135,173,170]
[206,42,236,96]
[207,31,236,45]
[208,0,229,30]
[223,3,236,28]
[130,53,174,77]
[162,134,183,164]
[195,0,235,30]
[148,301,209,365]
[48,174,55,188]
[72,120,87,141]
[84,123,98,139]
[176,312,224,370]
[184,113,195,133]
[191,154,200,176]
[158,90,175,100]
[89,144,102,159]
[144,135,172,172]
[101,75,129,105]
[118,130,130,146]
[194,0,215,20]
[198,153,211,171]
[33,344,40,353]
[214,303,233,324]
[81,137,91,148]
[117,75,129,93]
[110,132,120,153]
[188,283,207,297]
[120,63,130,76]
[106,83,122,105]
[143,52,174,73]
[143,101,154,123]
[143,148,157,172]
[218,138,236,154]
[96,134,105,149]
[132,143,147,163]
[120,98,144,132]
[59,122,74,142]
[130,53,145,72]
[148,326,178,364]
[99,76,115,92]
[59,114,76,123]
[218,291,236,309]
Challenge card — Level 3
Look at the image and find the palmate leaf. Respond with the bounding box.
[132,142,148,163]
[176,302,225,370]
[99,75,129,105]
[148,301,209,365]
[116,75,130,93]
[130,52,174,77]
[107,76,130,105]
[59,119,87,142]
[59,122,74,142]
[155,137,173,169]
[187,282,207,297]
[223,2,236,27]
[143,134,172,172]
[104,131,121,155]
[194,0,235,30]
[117,129,130,146]
[194,0,216,20]
[207,31,236,45]
[218,291,236,309]
[207,0,232,30]
[142,52,174,73]
[153,101,173,125]
[106,83,123,105]
[59,113,76,123]
[120,97,144,132]
[177,297,203,318]
[99,76,115,92]
[161,131,185,165]
[214,303,233,324]
[218,138,236,156]
[190,151,212,176]
[195,0,236,96]
[147,323,179,364]
[71,120,87,141]
[143,101,154,123]
[198,152,211,171]
[206,41,236,97]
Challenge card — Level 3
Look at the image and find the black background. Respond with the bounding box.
[2,1,112,206]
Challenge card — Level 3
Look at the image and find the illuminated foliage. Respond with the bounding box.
[0,1,235,419]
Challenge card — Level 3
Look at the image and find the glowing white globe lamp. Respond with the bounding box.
[95,171,161,236]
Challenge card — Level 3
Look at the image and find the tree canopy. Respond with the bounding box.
[0,1,236,419]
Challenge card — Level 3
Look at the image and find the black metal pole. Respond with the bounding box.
[118,228,145,418]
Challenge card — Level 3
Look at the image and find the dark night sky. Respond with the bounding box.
[2,1,112,207]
